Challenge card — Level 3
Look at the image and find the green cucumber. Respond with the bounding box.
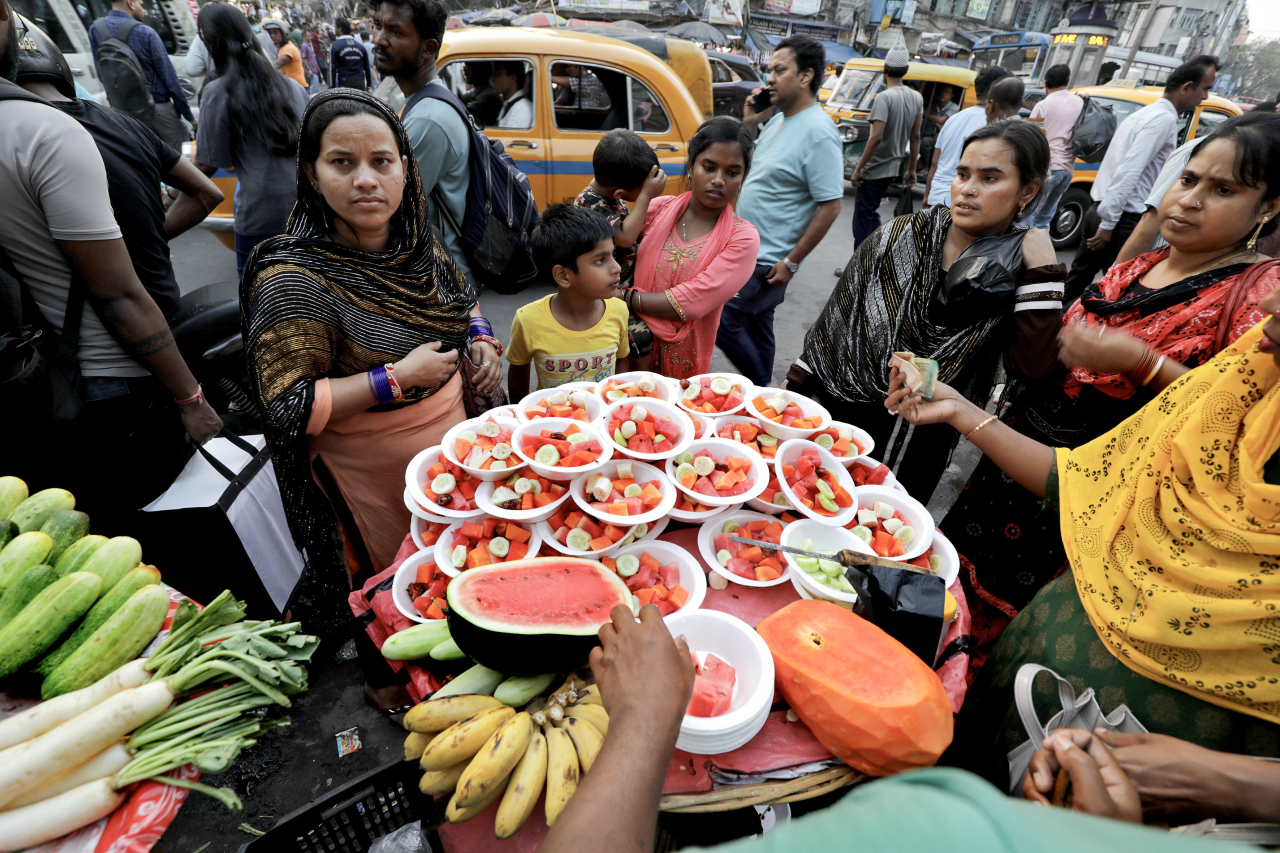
[429,637,467,661]
[0,477,27,520]
[35,565,162,677]
[53,534,107,578]
[0,571,101,677]
[0,521,17,551]
[0,531,54,591]
[78,536,142,592]
[494,673,556,707]
[9,488,75,533]
[381,620,451,661]
[41,584,169,698]
[40,509,90,563]
[431,663,504,699]
[0,564,56,626]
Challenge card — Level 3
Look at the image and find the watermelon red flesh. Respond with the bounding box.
[713,534,742,555]
[726,557,756,579]
[724,390,744,409]
[693,477,718,497]
[447,557,633,675]
[688,654,736,717]
[621,496,645,516]
[658,563,680,588]
[627,435,655,454]
[625,566,656,591]
[580,440,604,455]
[653,598,678,617]
[723,479,755,497]
[693,449,715,461]
[654,417,681,440]
[780,413,796,427]
[652,439,674,454]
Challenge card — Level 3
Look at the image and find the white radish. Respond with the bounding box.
[0,680,173,809]
[4,742,132,809]
[0,659,149,751]
[0,777,126,851]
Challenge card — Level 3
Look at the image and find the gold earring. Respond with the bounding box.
[1019,202,1027,216]
[1248,216,1269,252]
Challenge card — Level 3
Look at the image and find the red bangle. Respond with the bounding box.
[384,363,405,402]
[175,385,202,406]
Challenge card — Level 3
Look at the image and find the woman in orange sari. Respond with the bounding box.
[622,117,760,379]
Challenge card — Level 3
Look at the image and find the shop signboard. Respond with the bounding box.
[764,0,793,13]
[789,0,822,15]
[705,0,743,25]
[792,21,842,39]
[965,0,991,19]
[753,16,790,35]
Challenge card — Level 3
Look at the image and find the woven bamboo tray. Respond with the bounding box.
[658,765,863,813]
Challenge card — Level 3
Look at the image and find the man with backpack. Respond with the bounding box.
[329,17,370,90]
[1025,64,1082,232]
[1064,55,1219,302]
[88,0,193,149]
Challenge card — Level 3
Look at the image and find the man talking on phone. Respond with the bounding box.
[716,35,842,386]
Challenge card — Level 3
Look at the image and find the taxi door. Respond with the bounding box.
[545,60,688,206]
[438,57,549,208]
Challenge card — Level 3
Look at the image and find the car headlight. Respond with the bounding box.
[839,125,856,143]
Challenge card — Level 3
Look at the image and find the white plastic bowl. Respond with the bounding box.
[410,514,452,551]
[924,527,960,588]
[674,372,753,417]
[535,518,638,560]
[404,447,486,521]
[773,440,858,527]
[853,485,934,561]
[515,387,605,425]
[780,519,870,608]
[600,397,695,463]
[511,417,614,482]
[611,539,707,616]
[391,549,445,623]
[667,500,743,524]
[709,414,772,451]
[662,609,774,754]
[596,371,674,405]
[432,517,544,578]
[473,477,572,524]
[440,416,528,482]
[664,437,768,508]
[569,460,678,527]
[686,410,715,441]
[696,509,792,588]
[825,420,876,467]
[852,456,906,493]
[486,405,519,420]
[745,388,831,442]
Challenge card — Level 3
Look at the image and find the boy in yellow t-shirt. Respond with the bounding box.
[507,205,630,398]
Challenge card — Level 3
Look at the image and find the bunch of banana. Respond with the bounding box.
[399,678,610,839]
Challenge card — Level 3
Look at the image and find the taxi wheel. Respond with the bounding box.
[1050,187,1091,250]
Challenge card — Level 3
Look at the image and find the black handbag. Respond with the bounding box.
[893,189,915,218]
[932,228,1028,328]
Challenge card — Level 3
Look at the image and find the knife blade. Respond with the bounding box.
[726,536,939,578]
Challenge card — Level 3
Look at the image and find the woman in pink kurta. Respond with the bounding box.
[623,118,760,379]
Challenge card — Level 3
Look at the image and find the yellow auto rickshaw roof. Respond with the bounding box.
[1071,84,1241,115]
[839,57,977,89]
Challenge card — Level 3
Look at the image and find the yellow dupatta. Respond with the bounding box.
[1058,321,1280,725]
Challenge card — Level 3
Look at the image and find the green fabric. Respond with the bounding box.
[706,768,1248,853]
[950,572,1280,789]
[1266,448,1280,486]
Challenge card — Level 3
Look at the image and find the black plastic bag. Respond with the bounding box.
[1070,95,1117,163]
[932,228,1027,328]
[893,189,915,218]
[843,563,946,665]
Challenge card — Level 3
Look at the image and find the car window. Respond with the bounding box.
[830,69,878,107]
[1090,96,1144,126]
[550,62,669,134]
[13,0,74,53]
[1193,108,1230,139]
[630,77,670,134]
[711,59,734,84]
[442,58,535,130]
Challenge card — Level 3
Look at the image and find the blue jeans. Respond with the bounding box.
[1028,169,1073,231]
[715,263,787,386]
[235,232,273,275]
[852,176,892,247]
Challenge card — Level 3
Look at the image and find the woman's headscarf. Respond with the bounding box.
[1059,321,1280,724]
[241,89,474,622]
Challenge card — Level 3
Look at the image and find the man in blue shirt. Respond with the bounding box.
[329,17,370,90]
[88,0,193,150]
[716,35,843,386]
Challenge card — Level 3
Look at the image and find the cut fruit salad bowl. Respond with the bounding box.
[601,397,695,462]
[516,386,603,424]
[512,417,614,482]
[697,510,792,587]
[606,539,706,618]
[569,459,678,527]
[441,415,529,482]
[663,437,768,508]
[745,388,831,442]
[433,516,544,577]
[846,485,934,562]
[405,446,486,521]
[675,373,752,416]
[774,440,858,526]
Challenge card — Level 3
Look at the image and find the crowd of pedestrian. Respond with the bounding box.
[3,0,1280,845]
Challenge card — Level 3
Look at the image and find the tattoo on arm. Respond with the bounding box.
[122,327,175,358]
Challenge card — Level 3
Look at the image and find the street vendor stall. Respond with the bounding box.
[348,371,972,851]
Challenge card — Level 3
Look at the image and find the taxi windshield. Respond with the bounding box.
[830,69,879,108]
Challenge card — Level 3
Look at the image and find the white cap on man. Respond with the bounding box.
[885,46,910,69]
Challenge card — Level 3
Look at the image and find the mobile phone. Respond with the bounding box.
[753,88,772,111]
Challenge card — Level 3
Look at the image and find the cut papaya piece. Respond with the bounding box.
[521,493,534,511]
[737,545,764,563]
[640,483,663,508]
[589,535,612,551]
[507,541,529,561]
[461,521,484,540]
[605,502,630,516]
[578,516,603,538]
[639,551,660,572]
[414,596,434,617]
[763,521,784,540]
[755,564,782,582]
[635,588,656,607]
[505,523,532,544]
[668,585,689,608]
[602,556,617,572]
[651,582,669,600]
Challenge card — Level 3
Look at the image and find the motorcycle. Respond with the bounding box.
[168,280,259,431]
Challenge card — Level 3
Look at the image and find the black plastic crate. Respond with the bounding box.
[239,759,441,853]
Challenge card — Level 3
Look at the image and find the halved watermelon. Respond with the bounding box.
[448,557,632,674]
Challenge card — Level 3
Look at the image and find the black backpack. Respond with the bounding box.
[1070,94,1118,164]
[403,84,539,295]
[93,18,155,121]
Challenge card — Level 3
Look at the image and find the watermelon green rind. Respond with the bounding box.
[447,557,632,676]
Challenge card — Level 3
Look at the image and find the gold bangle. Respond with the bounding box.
[665,290,687,321]
[1141,354,1166,386]
[965,415,998,441]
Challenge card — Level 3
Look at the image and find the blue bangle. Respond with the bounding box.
[370,367,394,405]
[469,318,493,334]
[367,369,379,402]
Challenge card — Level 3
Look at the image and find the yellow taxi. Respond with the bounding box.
[1049,82,1240,248]
[824,58,977,124]
[200,28,710,247]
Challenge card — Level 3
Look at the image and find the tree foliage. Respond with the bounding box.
[1227,40,1280,100]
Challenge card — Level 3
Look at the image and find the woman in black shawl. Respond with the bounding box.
[242,90,501,631]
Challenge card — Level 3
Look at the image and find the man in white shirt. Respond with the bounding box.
[1025,63,1083,230]
[923,66,1009,208]
[493,60,532,129]
[1064,54,1219,301]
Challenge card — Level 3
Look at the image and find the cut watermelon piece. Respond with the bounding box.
[627,434,655,454]
[693,477,718,497]
[654,417,681,440]
[713,533,742,555]
[687,653,736,717]
[621,496,645,516]
[726,557,756,579]
[723,479,755,497]
[625,566,655,591]
[652,438,674,454]
[658,562,680,588]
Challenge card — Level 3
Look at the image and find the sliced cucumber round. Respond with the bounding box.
[692,456,715,477]
[615,554,640,577]
[567,433,589,444]
[850,525,873,544]
[675,462,695,482]
[490,460,507,471]
[929,553,945,573]
[529,480,542,496]
[459,430,478,443]
[716,549,732,567]
[721,520,739,534]
[431,473,456,495]
[565,528,592,551]
[772,492,791,506]
[487,537,510,558]
[450,544,468,568]
[614,429,627,446]
[816,479,834,500]
[633,522,649,538]
[535,446,561,466]
[682,383,700,401]
[756,434,778,447]
[623,484,642,498]
[676,451,694,466]
[479,421,501,438]
[709,377,731,395]
[817,493,839,513]
[814,433,834,450]
[607,389,627,402]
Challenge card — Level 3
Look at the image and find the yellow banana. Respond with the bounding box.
[563,702,610,736]
[419,706,515,771]
[494,731,547,839]
[573,684,603,706]
[404,694,504,733]
[542,724,579,827]
[404,731,435,762]
[446,775,508,823]
[454,712,534,809]
[419,761,469,796]
[554,716,604,774]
